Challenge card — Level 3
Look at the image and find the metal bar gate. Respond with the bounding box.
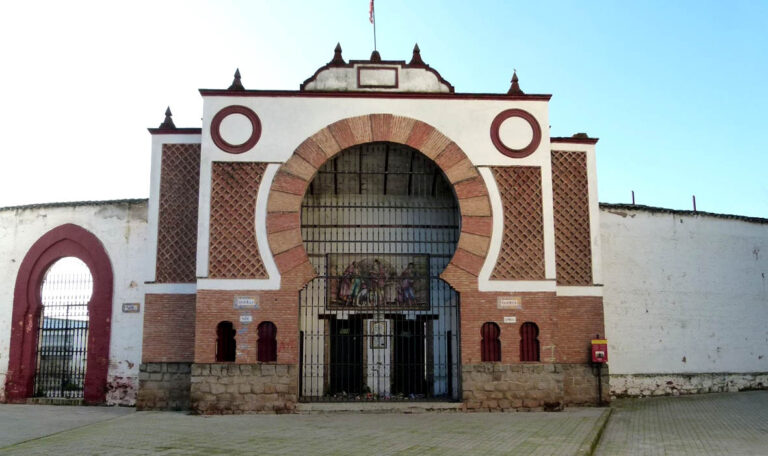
[299,142,461,402]
[33,262,92,399]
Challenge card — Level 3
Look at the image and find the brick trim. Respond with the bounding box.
[5,224,113,404]
[265,114,492,291]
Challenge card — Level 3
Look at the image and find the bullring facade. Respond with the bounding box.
[3,46,763,412]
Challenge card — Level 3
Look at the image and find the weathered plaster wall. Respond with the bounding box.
[3,201,767,404]
[601,206,768,396]
[0,200,148,404]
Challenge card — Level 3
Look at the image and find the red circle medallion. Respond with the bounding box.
[210,105,262,154]
[490,109,542,158]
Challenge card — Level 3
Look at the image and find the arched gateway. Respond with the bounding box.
[5,224,113,404]
[299,142,461,401]
[140,45,605,413]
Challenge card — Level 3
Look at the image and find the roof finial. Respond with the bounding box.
[158,106,176,129]
[228,68,245,91]
[370,49,382,62]
[330,42,346,65]
[409,43,426,66]
[507,70,524,95]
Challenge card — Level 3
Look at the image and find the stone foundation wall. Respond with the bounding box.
[610,372,768,398]
[190,363,298,414]
[462,363,608,411]
[136,362,191,410]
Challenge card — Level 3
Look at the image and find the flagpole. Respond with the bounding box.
[370,0,377,51]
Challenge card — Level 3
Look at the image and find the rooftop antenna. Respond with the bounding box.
[370,0,377,51]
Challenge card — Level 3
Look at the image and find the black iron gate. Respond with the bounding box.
[299,142,461,402]
[33,261,91,399]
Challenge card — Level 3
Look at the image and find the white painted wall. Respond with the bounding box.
[601,206,768,376]
[0,201,148,404]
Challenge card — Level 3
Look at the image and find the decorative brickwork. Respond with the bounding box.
[459,293,604,365]
[136,362,191,411]
[265,114,492,292]
[462,363,608,411]
[552,151,593,285]
[142,294,195,362]
[209,162,268,278]
[190,363,298,414]
[194,290,299,364]
[156,143,200,283]
[490,167,545,280]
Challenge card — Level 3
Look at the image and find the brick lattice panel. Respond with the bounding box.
[209,162,268,278]
[491,167,546,280]
[552,151,593,285]
[156,143,201,283]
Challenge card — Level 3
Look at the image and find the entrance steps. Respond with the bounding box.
[26,397,84,406]
[296,401,462,414]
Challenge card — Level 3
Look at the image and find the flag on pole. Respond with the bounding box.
[370,0,374,24]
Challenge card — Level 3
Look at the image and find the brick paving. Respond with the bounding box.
[0,406,604,455]
[595,391,768,455]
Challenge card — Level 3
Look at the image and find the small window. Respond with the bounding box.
[257,321,277,362]
[481,322,501,362]
[520,322,540,362]
[216,321,236,362]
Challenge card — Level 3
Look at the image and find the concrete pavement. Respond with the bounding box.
[0,391,766,455]
[0,406,605,455]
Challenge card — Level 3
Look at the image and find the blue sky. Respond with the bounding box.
[1,1,766,217]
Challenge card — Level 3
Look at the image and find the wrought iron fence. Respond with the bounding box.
[298,143,461,402]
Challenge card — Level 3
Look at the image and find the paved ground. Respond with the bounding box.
[596,391,768,455]
[0,391,766,455]
[0,404,133,449]
[0,406,605,455]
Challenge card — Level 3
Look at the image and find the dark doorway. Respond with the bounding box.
[393,319,427,396]
[329,317,364,395]
[216,321,236,362]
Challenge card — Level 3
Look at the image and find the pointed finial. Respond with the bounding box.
[507,70,524,95]
[158,106,176,129]
[408,43,426,66]
[228,68,245,91]
[370,50,382,62]
[330,42,346,65]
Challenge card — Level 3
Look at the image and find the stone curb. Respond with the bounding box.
[575,407,612,456]
[295,402,463,414]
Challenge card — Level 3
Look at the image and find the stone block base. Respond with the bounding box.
[136,362,191,411]
[462,363,609,411]
[190,363,298,414]
[610,372,768,397]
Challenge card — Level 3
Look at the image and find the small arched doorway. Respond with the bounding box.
[298,142,461,401]
[5,224,113,404]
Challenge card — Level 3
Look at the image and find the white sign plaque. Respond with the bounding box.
[503,316,517,324]
[122,303,140,313]
[239,315,253,323]
[234,296,259,310]
[497,296,522,310]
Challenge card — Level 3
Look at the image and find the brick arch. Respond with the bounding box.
[266,114,492,292]
[4,224,113,404]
